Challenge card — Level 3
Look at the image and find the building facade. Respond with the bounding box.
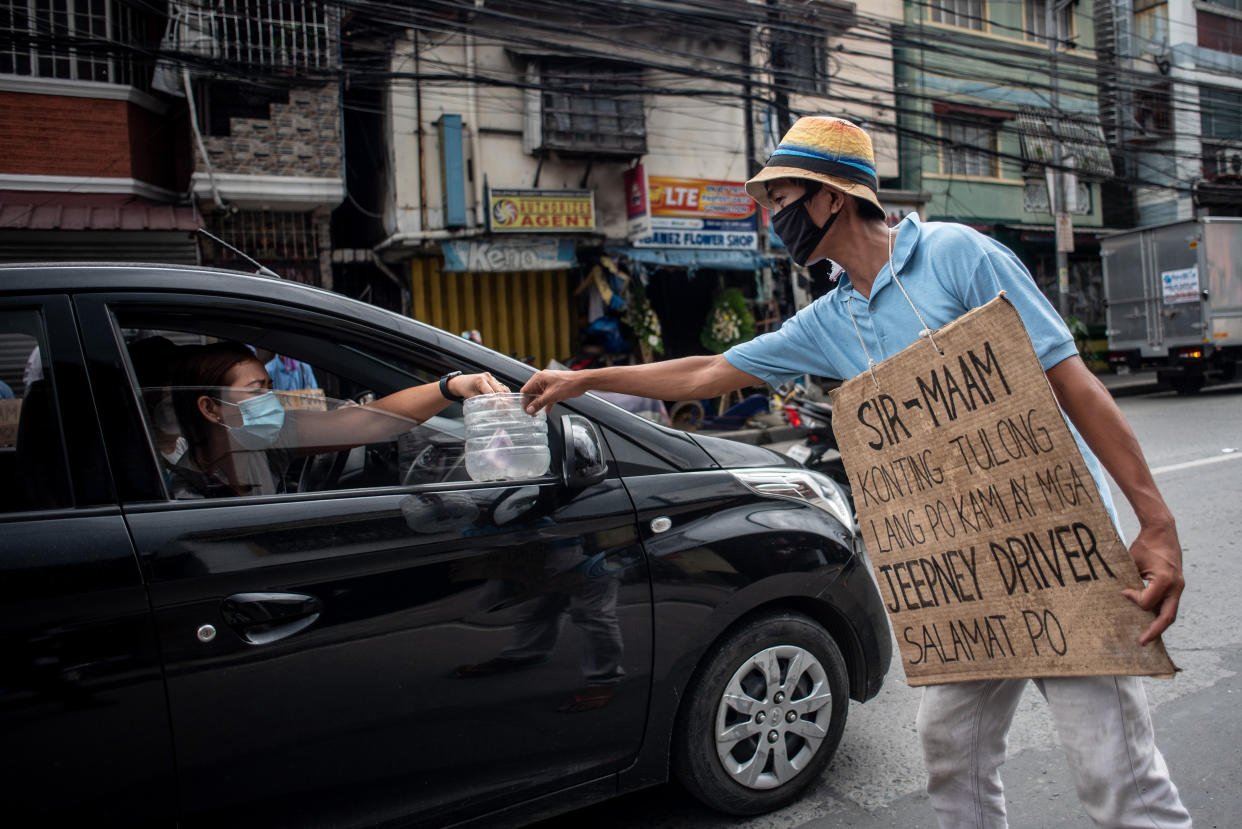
[343,0,908,368]
[1100,0,1242,223]
[894,0,1115,324]
[0,0,199,263]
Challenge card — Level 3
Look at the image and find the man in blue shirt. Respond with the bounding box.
[523,116,1189,828]
[264,354,319,391]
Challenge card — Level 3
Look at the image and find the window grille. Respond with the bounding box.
[0,0,153,88]
[1200,85,1242,140]
[928,0,984,31]
[198,210,323,286]
[212,0,336,72]
[1132,82,1173,136]
[538,61,645,157]
[941,119,996,177]
[1025,0,1073,44]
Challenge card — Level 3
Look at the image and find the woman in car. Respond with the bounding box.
[168,341,505,499]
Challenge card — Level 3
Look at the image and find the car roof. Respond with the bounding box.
[0,260,416,333]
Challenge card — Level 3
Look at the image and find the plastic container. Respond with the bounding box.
[462,393,550,482]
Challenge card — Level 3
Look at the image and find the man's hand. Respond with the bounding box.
[1122,520,1185,645]
[521,369,584,414]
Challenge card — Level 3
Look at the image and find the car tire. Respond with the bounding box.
[672,610,849,815]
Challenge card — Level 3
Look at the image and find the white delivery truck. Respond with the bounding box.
[1100,217,1242,393]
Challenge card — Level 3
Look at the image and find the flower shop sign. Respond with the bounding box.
[633,177,757,250]
[830,294,1177,687]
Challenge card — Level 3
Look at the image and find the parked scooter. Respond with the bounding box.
[781,393,854,513]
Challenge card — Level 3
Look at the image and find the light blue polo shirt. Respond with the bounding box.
[727,213,1119,525]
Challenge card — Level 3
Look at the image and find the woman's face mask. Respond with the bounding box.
[770,182,839,267]
[219,391,285,450]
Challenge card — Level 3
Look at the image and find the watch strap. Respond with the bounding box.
[439,371,465,402]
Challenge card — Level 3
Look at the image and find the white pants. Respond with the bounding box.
[916,676,1191,828]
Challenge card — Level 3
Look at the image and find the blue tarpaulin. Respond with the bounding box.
[606,246,772,271]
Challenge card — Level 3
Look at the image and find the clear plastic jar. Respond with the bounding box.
[462,393,550,481]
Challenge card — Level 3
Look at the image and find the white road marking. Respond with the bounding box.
[1150,452,1242,476]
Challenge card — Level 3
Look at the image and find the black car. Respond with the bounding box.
[0,263,890,827]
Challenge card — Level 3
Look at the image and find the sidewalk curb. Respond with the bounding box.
[708,424,807,445]
[1107,382,1162,398]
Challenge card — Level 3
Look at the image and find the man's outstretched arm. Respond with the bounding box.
[1045,356,1184,645]
[521,354,760,415]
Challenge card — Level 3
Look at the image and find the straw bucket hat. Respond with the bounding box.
[745,116,883,213]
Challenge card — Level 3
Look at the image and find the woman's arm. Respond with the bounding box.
[294,371,507,449]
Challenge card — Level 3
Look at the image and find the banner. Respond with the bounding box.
[831,295,1176,686]
[487,189,595,233]
[623,164,651,241]
[633,176,757,250]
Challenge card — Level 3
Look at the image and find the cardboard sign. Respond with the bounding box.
[830,295,1176,686]
[0,398,21,446]
[276,388,327,412]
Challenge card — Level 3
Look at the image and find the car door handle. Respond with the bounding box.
[219,592,323,646]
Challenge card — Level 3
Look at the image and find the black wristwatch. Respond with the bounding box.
[438,370,465,402]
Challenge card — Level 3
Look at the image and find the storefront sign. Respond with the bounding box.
[831,294,1177,687]
[1161,267,1200,305]
[634,176,757,250]
[487,188,595,233]
[442,239,578,272]
[624,164,651,240]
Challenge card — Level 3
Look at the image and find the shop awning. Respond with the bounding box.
[0,191,201,231]
[605,246,771,271]
[1016,106,1114,179]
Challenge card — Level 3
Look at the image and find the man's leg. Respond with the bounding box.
[917,678,1029,829]
[1037,676,1191,828]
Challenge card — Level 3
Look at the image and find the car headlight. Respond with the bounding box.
[730,468,856,533]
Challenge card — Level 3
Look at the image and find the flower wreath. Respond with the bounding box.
[700,287,756,354]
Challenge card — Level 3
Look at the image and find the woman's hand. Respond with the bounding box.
[449,371,508,399]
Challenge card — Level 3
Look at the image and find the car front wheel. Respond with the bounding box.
[672,610,849,815]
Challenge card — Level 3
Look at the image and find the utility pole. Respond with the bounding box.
[1048,0,1073,318]
[1048,0,1078,318]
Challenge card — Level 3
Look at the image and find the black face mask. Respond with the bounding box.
[771,183,839,267]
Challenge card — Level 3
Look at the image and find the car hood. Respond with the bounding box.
[688,432,799,469]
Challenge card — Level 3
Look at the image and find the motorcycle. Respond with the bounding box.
[780,393,854,513]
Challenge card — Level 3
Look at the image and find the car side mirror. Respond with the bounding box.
[561,414,607,491]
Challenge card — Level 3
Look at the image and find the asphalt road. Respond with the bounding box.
[536,382,1242,829]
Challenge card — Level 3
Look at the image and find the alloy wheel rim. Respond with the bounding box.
[713,644,833,790]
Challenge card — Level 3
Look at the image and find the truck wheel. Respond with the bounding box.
[672,611,848,815]
[1172,377,1203,395]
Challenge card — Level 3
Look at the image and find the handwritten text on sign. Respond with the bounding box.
[831,295,1175,686]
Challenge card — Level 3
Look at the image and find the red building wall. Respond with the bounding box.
[0,91,187,190]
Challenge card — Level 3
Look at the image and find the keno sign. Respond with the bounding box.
[830,295,1176,686]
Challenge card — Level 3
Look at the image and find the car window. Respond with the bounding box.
[116,316,515,500]
[0,311,71,512]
